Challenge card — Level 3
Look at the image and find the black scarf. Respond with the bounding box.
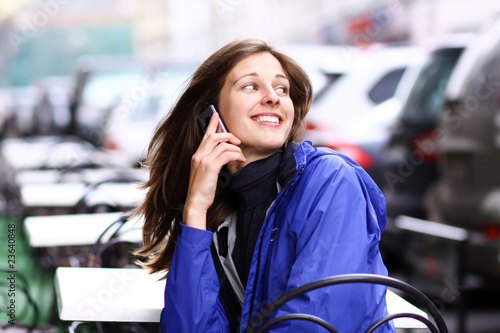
[228,143,298,287]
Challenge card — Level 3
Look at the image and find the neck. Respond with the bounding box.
[227,146,281,173]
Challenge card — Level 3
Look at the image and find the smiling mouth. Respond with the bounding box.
[252,115,281,124]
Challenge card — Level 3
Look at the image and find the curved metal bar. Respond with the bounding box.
[254,313,339,333]
[365,312,439,333]
[243,273,448,333]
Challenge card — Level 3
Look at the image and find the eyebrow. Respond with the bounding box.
[232,72,289,86]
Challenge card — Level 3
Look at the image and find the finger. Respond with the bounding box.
[205,110,220,135]
[200,133,241,159]
[192,141,245,173]
[226,133,242,145]
[211,142,246,164]
[202,112,241,145]
[204,132,241,146]
[196,133,240,162]
[192,141,244,169]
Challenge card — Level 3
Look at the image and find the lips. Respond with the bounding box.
[251,114,282,125]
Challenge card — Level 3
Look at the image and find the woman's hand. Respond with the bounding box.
[183,112,246,229]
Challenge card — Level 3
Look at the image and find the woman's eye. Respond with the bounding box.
[276,86,288,94]
[243,83,257,90]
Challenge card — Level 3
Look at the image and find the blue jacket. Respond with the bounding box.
[161,141,394,332]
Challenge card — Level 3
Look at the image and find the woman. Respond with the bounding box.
[134,38,394,333]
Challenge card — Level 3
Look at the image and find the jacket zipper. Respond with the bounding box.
[247,165,305,327]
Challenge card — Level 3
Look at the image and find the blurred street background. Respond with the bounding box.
[1,0,500,332]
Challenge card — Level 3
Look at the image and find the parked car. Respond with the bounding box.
[1,135,128,171]
[424,17,500,283]
[380,34,472,220]
[0,88,15,139]
[0,152,23,219]
[304,44,426,186]
[102,68,194,167]
[282,43,359,100]
[9,85,39,137]
[31,76,74,136]
[67,55,189,147]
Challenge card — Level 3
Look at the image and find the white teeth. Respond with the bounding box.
[255,116,279,124]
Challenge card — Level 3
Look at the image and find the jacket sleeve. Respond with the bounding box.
[266,156,394,332]
[160,223,230,333]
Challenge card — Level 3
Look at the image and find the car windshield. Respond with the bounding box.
[128,94,162,121]
[82,71,145,110]
[401,48,464,125]
[368,68,406,104]
[446,18,500,99]
[125,69,192,122]
[308,66,406,129]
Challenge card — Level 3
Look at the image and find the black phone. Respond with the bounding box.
[198,104,229,133]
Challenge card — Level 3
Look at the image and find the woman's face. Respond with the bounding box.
[218,52,294,166]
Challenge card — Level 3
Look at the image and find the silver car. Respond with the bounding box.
[426,16,500,283]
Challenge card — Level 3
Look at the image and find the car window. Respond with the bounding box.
[313,72,344,102]
[368,68,406,104]
[400,48,464,125]
[129,95,162,121]
[125,70,192,122]
[446,18,500,99]
[82,72,144,110]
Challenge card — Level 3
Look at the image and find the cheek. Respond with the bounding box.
[284,104,296,135]
[218,100,236,124]
[222,99,250,126]
[285,102,295,123]
[220,107,245,133]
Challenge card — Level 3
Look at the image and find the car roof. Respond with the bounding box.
[446,16,500,99]
[319,44,425,74]
[419,33,474,53]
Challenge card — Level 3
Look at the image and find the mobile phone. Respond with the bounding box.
[198,104,228,133]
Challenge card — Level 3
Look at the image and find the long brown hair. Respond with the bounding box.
[133,38,313,278]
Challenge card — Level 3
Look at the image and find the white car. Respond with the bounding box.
[303,45,426,185]
[103,68,194,167]
[305,44,426,131]
[282,43,360,98]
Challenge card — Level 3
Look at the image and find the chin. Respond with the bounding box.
[259,144,284,156]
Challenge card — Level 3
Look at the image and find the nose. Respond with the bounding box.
[261,86,280,106]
